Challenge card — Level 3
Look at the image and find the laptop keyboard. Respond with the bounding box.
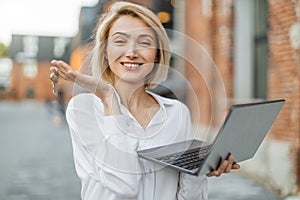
[156,145,212,170]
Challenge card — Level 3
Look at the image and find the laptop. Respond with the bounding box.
[137,99,285,176]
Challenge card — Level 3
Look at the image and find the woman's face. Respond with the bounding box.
[106,15,158,86]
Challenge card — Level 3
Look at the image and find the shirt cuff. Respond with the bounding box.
[178,173,208,200]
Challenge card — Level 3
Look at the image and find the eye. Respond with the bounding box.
[114,39,126,44]
[112,36,127,45]
[138,39,153,47]
[140,41,151,46]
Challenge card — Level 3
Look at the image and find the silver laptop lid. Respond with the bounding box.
[197,99,285,175]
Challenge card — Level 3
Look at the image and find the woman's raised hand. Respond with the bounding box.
[50,60,120,115]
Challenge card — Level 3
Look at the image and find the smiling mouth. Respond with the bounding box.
[121,62,143,70]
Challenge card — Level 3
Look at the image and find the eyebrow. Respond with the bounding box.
[138,34,155,40]
[111,32,155,40]
[112,32,129,37]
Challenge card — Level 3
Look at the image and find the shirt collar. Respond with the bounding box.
[145,91,174,127]
[146,90,175,106]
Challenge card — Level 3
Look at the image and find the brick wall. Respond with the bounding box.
[184,0,212,126]
[268,0,300,192]
[9,62,73,102]
[184,0,234,129]
[211,0,234,128]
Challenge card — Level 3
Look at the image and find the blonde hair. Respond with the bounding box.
[91,1,170,88]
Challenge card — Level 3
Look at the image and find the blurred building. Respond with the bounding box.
[13,0,296,197]
[0,58,13,97]
[182,0,300,197]
[8,35,73,101]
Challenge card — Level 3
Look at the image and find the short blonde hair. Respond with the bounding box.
[91,1,170,88]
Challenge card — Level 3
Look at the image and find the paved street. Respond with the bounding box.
[208,173,282,200]
[0,101,80,200]
[0,100,283,200]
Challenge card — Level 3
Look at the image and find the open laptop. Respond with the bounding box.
[137,99,285,176]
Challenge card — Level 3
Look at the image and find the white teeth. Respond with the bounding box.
[123,63,139,68]
[123,63,140,69]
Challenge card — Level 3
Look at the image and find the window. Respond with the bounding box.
[23,36,38,58]
[253,0,268,99]
[234,0,268,100]
[53,37,70,58]
[25,86,34,99]
[23,59,38,78]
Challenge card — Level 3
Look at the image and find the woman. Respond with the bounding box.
[50,2,239,200]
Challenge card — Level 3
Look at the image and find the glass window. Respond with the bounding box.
[234,0,268,100]
[253,0,268,99]
[23,59,38,78]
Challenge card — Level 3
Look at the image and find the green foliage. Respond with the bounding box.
[0,42,8,57]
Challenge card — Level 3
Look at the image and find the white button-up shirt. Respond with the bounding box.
[66,92,208,200]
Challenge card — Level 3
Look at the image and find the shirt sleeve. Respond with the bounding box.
[66,93,141,198]
[177,174,208,200]
[176,104,208,200]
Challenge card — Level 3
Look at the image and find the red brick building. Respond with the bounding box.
[8,35,73,102]
[183,0,300,196]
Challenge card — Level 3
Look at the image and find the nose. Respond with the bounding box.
[125,42,138,59]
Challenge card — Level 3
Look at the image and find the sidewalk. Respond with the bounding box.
[208,172,283,200]
[0,100,283,199]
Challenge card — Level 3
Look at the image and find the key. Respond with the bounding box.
[50,72,59,96]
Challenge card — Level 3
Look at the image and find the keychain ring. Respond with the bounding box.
[50,72,59,81]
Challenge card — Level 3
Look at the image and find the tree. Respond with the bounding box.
[0,42,8,57]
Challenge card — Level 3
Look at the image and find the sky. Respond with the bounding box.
[0,0,98,45]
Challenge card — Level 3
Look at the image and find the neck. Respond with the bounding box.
[113,81,148,109]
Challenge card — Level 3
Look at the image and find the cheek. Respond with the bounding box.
[141,49,158,62]
[106,46,124,63]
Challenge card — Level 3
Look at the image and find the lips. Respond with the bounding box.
[121,62,143,70]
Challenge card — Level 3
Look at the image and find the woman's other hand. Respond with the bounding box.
[206,154,240,177]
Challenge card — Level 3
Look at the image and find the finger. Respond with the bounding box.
[206,170,220,177]
[57,60,73,71]
[51,69,71,81]
[225,154,234,173]
[53,61,77,81]
[208,160,228,177]
[49,66,58,73]
[51,60,65,75]
[206,172,213,177]
[232,163,241,170]
[206,170,216,177]
[50,59,57,65]
[219,159,228,173]
[51,59,58,64]
[56,72,71,81]
[50,60,60,69]
[51,60,72,74]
